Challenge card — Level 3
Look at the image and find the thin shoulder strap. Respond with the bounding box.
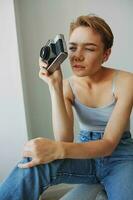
[112,71,119,96]
[68,78,76,98]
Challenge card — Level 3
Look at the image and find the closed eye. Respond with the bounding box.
[85,48,95,51]
[69,46,96,52]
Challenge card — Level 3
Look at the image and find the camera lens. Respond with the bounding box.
[40,46,50,61]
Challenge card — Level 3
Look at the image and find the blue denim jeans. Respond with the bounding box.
[0,130,133,200]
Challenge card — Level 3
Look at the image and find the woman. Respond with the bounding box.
[0,14,133,200]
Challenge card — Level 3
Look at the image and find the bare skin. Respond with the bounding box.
[18,26,133,169]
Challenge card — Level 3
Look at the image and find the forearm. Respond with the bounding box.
[60,139,114,159]
[49,82,74,141]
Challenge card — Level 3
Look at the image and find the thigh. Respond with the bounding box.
[60,184,107,200]
[49,158,98,185]
[102,160,133,200]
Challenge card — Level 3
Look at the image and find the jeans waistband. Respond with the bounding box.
[77,130,131,143]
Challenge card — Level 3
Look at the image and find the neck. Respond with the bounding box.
[77,66,107,84]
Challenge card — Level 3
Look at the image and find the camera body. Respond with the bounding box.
[40,34,68,74]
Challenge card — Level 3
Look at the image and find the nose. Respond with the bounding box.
[73,49,84,62]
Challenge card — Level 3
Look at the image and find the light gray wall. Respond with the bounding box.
[0,0,28,181]
[15,0,133,139]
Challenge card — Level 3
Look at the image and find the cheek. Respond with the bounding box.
[96,54,104,64]
[68,53,73,62]
[88,53,103,65]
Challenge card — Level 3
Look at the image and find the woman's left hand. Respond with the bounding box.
[18,137,64,168]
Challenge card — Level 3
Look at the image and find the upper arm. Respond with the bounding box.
[63,79,74,126]
[103,72,133,153]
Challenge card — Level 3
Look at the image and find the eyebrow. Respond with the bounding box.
[69,42,98,47]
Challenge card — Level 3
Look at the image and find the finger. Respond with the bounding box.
[22,151,32,158]
[18,160,37,169]
[39,68,49,77]
[40,67,48,74]
[39,57,48,68]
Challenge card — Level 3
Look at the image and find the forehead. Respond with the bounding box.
[69,26,103,45]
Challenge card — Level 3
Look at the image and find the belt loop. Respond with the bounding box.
[90,131,93,139]
[100,132,103,139]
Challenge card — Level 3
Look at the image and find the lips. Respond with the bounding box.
[72,64,85,69]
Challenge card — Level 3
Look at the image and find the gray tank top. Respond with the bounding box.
[69,73,130,132]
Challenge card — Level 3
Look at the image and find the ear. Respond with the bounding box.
[102,48,111,63]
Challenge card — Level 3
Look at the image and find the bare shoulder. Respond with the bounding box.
[117,69,133,87]
[63,77,75,103]
[118,69,133,79]
[116,69,133,100]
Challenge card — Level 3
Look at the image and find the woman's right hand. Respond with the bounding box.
[39,57,63,86]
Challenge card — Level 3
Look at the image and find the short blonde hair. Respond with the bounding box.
[69,14,114,51]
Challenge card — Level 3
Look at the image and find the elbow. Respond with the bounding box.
[101,148,113,157]
[102,139,116,157]
[104,150,113,157]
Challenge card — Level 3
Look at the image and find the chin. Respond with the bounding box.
[72,70,94,77]
[71,65,101,77]
[73,71,89,77]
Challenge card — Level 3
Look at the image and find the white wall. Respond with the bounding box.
[0,0,28,181]
[15,0,133,139]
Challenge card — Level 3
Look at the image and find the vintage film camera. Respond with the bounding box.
[40,34,68,74]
